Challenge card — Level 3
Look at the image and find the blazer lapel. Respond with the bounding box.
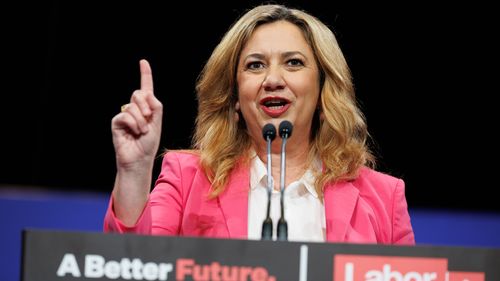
[324,180,359,242]
[217,162,250,239]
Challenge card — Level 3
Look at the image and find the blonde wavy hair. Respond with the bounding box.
[193,4,375,198]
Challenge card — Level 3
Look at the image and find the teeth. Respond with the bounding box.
[264,100,287,106]
[268,105,284,109]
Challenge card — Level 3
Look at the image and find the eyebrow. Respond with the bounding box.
[242,51,308,61]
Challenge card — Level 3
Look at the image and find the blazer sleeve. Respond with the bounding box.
[103,152,186,235]
[392,179,415,245]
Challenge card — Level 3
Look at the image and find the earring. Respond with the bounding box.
[316,105,325,121]
[234,101,240,122]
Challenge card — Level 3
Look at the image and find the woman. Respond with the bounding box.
[105,4,415,244]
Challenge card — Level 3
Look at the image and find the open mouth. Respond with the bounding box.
[260,97,291,117]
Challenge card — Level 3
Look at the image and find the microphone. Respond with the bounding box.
[277,120,293,241]
[261,123,276,240]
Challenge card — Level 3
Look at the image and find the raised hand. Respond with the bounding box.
[112,59,163,170]
[110,59,163,226]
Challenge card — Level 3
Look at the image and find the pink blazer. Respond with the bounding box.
[104,151,415,245]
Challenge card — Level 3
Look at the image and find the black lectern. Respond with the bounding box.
[21,229,500,281]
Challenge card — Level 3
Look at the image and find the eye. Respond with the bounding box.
[246,61,265,70]
[287,58,304,67]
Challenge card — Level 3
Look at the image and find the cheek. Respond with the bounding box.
[306,74,321,93]
[237,77,261,106]
[292,77,320,103]
[238,99,258,120]
[237,91,254,117]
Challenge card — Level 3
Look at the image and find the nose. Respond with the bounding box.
[262,66,285,91]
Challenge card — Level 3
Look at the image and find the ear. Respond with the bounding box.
[235,101,240,111]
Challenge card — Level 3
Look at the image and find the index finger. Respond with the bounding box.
[139,59,154,92]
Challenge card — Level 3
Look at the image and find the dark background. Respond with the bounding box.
[2,1,497,211]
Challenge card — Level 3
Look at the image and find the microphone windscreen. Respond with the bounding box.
[262,123,277,141]
[279,120,293,138]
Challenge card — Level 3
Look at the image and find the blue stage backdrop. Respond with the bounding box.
[1,187,500,281]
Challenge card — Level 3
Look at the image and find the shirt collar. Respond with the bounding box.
[249,152,321,198]
[250,153,268,191]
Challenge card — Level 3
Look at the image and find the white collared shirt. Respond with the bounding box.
[247,154,326,242]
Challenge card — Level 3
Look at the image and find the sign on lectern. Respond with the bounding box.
[21,229,500,280]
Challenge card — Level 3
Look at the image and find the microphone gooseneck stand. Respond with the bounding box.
[277,120,293,241]
[261,123,276,240]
